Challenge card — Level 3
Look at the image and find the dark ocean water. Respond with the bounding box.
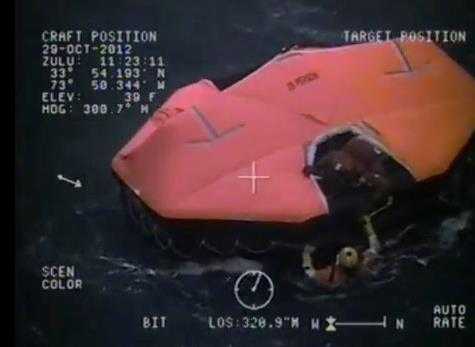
[16,0,475,346]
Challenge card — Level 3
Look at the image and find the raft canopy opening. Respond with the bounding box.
[306,125,415,212]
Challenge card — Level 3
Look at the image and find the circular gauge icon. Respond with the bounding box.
[234,270,274,310]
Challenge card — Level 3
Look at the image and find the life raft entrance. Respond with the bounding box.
[305,128,415,215]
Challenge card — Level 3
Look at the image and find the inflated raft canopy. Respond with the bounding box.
[112,40,475,223]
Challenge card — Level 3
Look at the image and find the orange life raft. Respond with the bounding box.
[112,40,475,224]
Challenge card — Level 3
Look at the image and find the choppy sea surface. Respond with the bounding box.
[16,0,475,346]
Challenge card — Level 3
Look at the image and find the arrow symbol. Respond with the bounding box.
[57,174,82,188]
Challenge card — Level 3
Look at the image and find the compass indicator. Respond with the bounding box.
[234,270,274,310]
